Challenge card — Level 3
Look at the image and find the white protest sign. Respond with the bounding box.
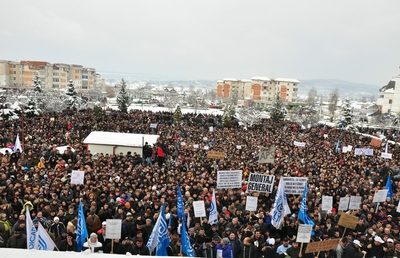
[373,190,389,203]
[349,196,362,210]
[381,152,393,159]
[236,145,242,150]
[181,142,186,146]
[296,224,313,243]
[282,177,308,195]
[322,196,333,212]
[217,170,243,189]
[354,148,374,156]
[247,173,275,193]
[245,196,258,212]
[203,137,208,141]
[338,197,350,211]
[71,170,85,185]
[193,201,206,218]
[204,146,209,150]
[217,250,223,258]
[342,146,348,153]
[347,145,353,151]
[150,123,158,129]
[294,141,306,148]
[105,219,122,239]
[193,144,199,149]
[209,126,214,132]
[258,146,276,164]
[397,201,400,213]
[324,134,328,139]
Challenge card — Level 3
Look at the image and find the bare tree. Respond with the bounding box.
[328,89,339,122]
[307,87,318,107]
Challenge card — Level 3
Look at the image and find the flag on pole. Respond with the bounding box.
[386,176,394,199]
[298,183,315,228]
[76,202,88,252]
[156,204,170,256]
[208,189,218,225]
[35,222,57,251]
[180,215,195,257]
[177,184,184,220]
[271,177,291,229]
[146,210,162,254]
[13,134,22,153]
[335,140,341,153]
[26,207,37,249]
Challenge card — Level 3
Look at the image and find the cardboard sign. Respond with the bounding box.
[207,151,225,160]
[338,197,350,211]
[245,196,258,212]
[305,239,341,253]
[373,189,388,203]
[354,148,374,156]
[296,224,313,243]
[338,213,358,229]
[294,141,306,148]
[105,219,122,239]
[217,170,243,189]
[193,200,206,218]
[150,123,158,129]
[282,177,308,195]
[258,146,276,164]
[71,170,85,185]
[370,138,382,148]
[322,196,333,211]
[247,173,275,193]
[349,196,362,210]
[381,152,393,159]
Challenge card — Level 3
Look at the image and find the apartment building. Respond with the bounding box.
[0,59,100,91]
[216,76,300,106]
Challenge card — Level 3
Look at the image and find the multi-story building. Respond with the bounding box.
[377,73,400,114]
[0,59,100,91]
[216,76,300,106]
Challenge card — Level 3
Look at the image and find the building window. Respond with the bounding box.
[389,99,392,104]
[53,78,59,82]
[53,84,59,88]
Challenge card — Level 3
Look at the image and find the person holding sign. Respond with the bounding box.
[216,238,233,258]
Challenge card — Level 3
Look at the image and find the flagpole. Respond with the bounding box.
[299,242,304,257]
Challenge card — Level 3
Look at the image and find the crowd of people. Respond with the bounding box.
[0,108,399,258]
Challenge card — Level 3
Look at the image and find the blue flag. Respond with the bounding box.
[155,204,170,256]
[335,140,341,153]
[386,176,394,199]
[177,184,184,220]
[298,184,315,231]
[180,214,195,257]
[76,202,88,252]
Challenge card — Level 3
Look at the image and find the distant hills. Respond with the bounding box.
[298,79,380,99]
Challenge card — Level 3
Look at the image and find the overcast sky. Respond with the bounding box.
[1,0,399,85]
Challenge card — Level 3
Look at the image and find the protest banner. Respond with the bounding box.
[338,197,350,211]
[338,213,358,229]
[296,224,313,243]
[193,144,199,149]
[370,138,382,148]
[305,239,341,253]
[247,173,275,193]
[342,146,348,153]
[193,201,206,218]
[349,196,362,210]
[381,152,393,159]
[217,170,243,189]
[209,126,214,132]
[105,219,122,239]
[207,151,225,160]
[71,170,85,185]
[150,123,158,129]
[258,146,276,164]
[347,145,353,151]
[245,196,258,212]
[354,148,374,156]
[373,190,388,203]
[282,177,308,195]
[322,196,333,212]
[294,141,306,148]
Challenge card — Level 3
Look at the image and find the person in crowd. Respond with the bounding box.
[6,228,26,249]
[59,232,76,251]
[343,239,365,258]
[240,237,257,258]
[131,237,150,255]
[83,233,103,253]
[216,237,233,258]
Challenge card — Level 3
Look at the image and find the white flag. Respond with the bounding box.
[208,189,218,225]
[13,134,22,153]
[26,208,37,249]
[35,222,57,251]
[271,178,291,229]
[146,212,162,253]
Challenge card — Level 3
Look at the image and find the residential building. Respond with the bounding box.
[215,76,300,106]
[377,73,400,114]
[0,59,101,91]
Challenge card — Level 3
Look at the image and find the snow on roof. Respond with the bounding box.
[274,78,300,83]
[83,131,159,147]
[223,78,239,81]
[240,79,252,82]
[251,77,271,81]
[217,80,223,83]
